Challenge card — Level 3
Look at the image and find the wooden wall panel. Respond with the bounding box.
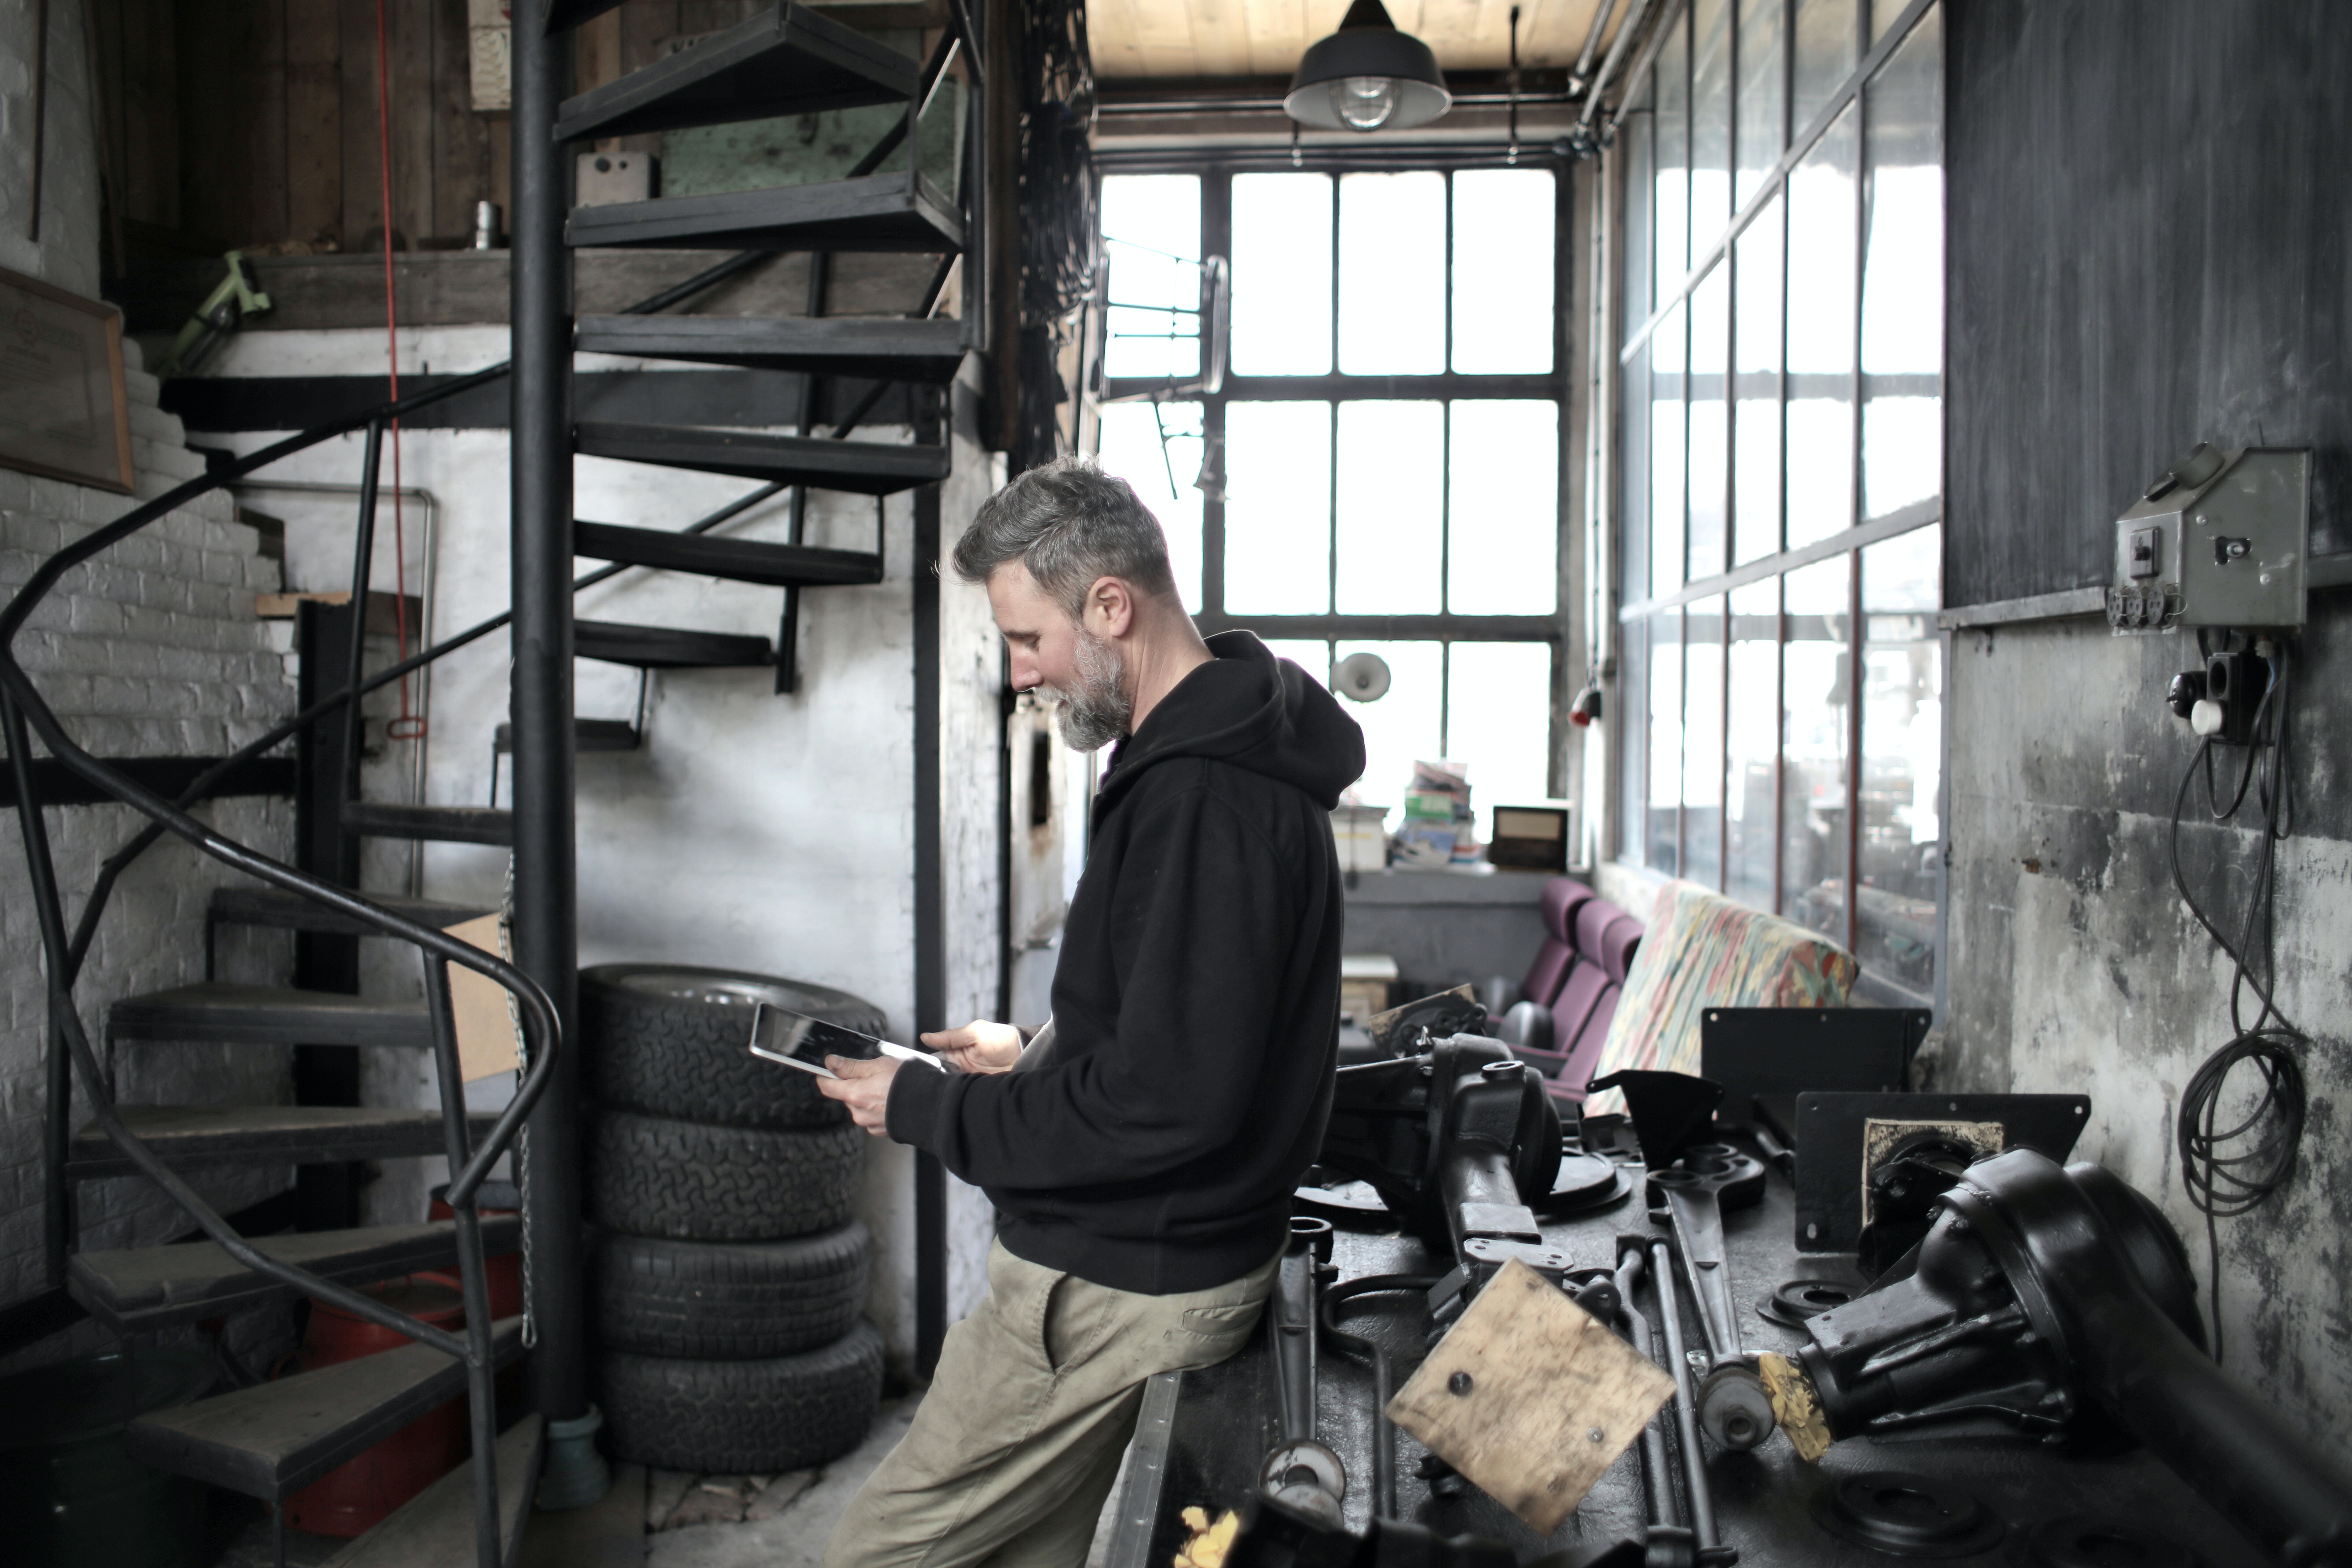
[338,0,380,248]
[389,0,436,247]
[121,0,179,230]
[431,0,492,242]
[286,2,342,247]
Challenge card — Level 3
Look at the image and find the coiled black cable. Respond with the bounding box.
[2167,635,2307,1364]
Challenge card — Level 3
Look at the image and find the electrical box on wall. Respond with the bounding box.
[2108,444,2309,632]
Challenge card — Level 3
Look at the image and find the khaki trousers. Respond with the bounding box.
[823,1240,1281,1568]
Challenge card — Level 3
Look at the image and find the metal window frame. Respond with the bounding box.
[1099,158,1576,790]
[1607,0,1943,971]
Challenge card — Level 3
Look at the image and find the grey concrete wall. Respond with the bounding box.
[0,0,299,1376]
[1339,868,1552,997]
[1942,603,2352,1470]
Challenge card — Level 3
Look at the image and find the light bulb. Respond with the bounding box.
[1330,76,1398,131]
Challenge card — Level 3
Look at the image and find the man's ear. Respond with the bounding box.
[1083,575,1136,640]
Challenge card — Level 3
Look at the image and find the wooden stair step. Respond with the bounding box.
[110,982,431,1050]
[574,421,948,492]
[69,1104,497,1180]
[69,1217,521,1333]
[126,1315,525,1500]
[566,173,963,254]
[209,886,495,939]
[324,1413,544,1568]
[575,313,969,380]
[341,802,516,846]
[554,3,915,142]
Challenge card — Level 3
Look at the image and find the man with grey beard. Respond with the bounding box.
[817,456,1365,1568]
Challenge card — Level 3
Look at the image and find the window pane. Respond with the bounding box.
[1263,639,1332,681]
[1232,174,1332,375]
[1785,102,1858,547]
[1621,347,1653,598]
[1871,0,1913,43]
[1690,0,1734,247]
[1792,0,1856,132]
[1446,642,1555,839]
[1650,300,1689,593]
[1860,6,1943,523]
[1858,523,1941,1000]
[1619,619,1649,862]
[1623,111,1655,331]
[1735,0,1788,208]
[1687,263,1730,581]
[1782,554,1851,940]
[1733,195,1785,564]
[1224,402,1331,613]
[1336,640,1444,831]
[1095,402,1204,611]
[1648,611,1683,876]
[1101,175,1201,380]
[1683,595,1726,890]
[1725,577,1779,910]
[1452,170,1555,373]
[1655,17,1691,303]
[1338,172,1446,374]
[1336,401,1443,614]
[1448,401,1560,615]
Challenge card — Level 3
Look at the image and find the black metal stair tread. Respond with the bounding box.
[341,802,516,845]
[574,518,885,589]
[323,1412,543,1568]
[494,718,643,754]
[575,313,969,379]
[126,1315,526,1501]
[68,1217,521,1332]
[575,422,949,493]
[576,618,777,668]
[110,983,431,1050]
[68,1104,499,1180]
[566,173,963,254]
[210,886,495,937]
[554,3,915,143]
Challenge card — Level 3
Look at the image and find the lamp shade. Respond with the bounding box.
[1283,0,1451,133]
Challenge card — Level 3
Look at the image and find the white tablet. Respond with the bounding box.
[748,1002,941,1079]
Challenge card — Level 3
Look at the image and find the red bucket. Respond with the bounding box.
[420,1182,524,1319]
[282,1279,469,1538]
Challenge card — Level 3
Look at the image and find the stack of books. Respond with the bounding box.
[1392,760,1481,867]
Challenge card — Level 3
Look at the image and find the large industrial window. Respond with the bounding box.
[1612,0,1943,1006]
[1094,164,1569,840]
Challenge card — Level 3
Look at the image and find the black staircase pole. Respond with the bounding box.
[512,14,587,1440]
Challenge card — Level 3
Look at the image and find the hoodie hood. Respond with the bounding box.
[1096,630,1366,813]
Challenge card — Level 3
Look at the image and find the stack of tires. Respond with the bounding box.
[581,964,885,1473]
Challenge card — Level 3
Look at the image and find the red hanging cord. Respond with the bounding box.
[375,0,425,740]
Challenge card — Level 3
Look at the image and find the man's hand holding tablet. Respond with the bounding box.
[749,1004,944,1138]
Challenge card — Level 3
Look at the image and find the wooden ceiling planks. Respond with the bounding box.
[1090,0,1625,80]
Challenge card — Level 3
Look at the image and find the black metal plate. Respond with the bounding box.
[1700,1007,1932,1128]
[1793,1092,2091,1252]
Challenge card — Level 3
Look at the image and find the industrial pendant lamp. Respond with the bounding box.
[1284,0,1452,134]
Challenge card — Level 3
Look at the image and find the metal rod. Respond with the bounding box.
[913,462,947,1374]
[1573,0,1629,87]
[338,422,386,815]
[511,8,587,1432]
[1649,1237,1720,1551]
[1583,0,1667,133]
[1615,1247,1681,1529]
[424,959,501,1568]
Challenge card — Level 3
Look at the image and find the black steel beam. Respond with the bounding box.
[913,466,948,1378]
[512,16,587,1428]
[0,754,294,809]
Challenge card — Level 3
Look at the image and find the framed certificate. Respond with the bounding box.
[0,264,134,494]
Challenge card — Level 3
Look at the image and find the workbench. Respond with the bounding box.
[1102,1126,2268,1568]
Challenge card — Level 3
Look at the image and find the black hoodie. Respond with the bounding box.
[887,631,1367,1294]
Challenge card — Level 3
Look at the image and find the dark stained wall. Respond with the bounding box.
[1943,0,2352,605]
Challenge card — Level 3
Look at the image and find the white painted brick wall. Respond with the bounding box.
[0,334,302,1377]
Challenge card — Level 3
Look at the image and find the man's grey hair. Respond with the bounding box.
[951,456,1176,617]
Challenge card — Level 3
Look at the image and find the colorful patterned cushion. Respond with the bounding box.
[1583,879,1859,1115]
